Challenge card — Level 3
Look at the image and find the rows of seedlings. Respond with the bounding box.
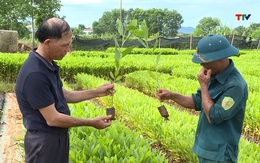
[0,49,259,162]
[68,102,168,162]
[73,73,260,162]
[0,50,259,143]
[124,70,260,145]
[1,49,259,83]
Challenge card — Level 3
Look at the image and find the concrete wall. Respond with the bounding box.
[0,30,18,53]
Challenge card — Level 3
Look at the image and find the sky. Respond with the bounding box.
[58,0,260,29]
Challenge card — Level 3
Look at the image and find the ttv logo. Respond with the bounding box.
[235,14,251,21]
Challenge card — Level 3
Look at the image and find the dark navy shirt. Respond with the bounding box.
[15,49,70,132]
[192,59,248,162]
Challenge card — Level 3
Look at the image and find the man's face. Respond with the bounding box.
[49,33,72,60]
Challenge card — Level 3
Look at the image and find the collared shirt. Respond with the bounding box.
[192,59,248,162]
[15,49,70,132]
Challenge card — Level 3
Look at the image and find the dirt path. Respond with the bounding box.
[0,93,24,163]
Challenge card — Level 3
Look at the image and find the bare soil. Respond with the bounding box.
[0,93,24,163]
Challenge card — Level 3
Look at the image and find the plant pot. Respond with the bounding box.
[106,107,116,120]
[158,105,169,120]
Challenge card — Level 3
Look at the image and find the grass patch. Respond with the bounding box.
[0,82,15,92]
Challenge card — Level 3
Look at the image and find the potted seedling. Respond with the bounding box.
[148,50,175,120]
[147,52,173,120]
[106,18,135,120]
[130,22,172,120]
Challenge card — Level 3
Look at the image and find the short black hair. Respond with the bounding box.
[35,17,71,43]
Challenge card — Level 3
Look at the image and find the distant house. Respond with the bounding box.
[83,28,93,35]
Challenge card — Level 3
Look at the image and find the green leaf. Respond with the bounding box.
[137,38,148,48]
[153,39,158,53]
[122,47,134,58]
[104,157,109,162]
[109,71,115,80]
[147,70,156,80]
[166,76,175,81]
[115,75,123,82]
[140,20,149,41]
[127,25,137,32]
[114,69,119,77]
[70,150,76,161]
[150,32,159,41]
[91,144,100,155]
[113,145,119,153]
[152,33,159,54]
[156,51,162,68]
[115,61,120,70]
[116,18,124,37]
[113,36,120,48]
[127,19,138,30]
[133,29,143,38]
[115,48,121,61]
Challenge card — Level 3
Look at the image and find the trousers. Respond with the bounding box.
[24,129,69,163]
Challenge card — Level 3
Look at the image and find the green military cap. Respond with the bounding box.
[192,34,239,63]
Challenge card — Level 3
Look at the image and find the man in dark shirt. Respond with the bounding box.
[157,34,248,163]
[16,17,114,163]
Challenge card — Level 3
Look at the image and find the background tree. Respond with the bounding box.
[215,25,232,36]
[251,27,260,40]
[247,23,260,36]
[30,0,62,47]
[78,24,86,31]
[233,26,247,36]
[252,27,260,49]
[193,17,220,37]
[0,0,61,39]
[192,27,203,37]
[71,27,84,37]
[0,0,31,38]
[33,0,62,26]
[93,9,126,36]
[161,9,183,36]
[251,27,260,49]
[92,8,183,37]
